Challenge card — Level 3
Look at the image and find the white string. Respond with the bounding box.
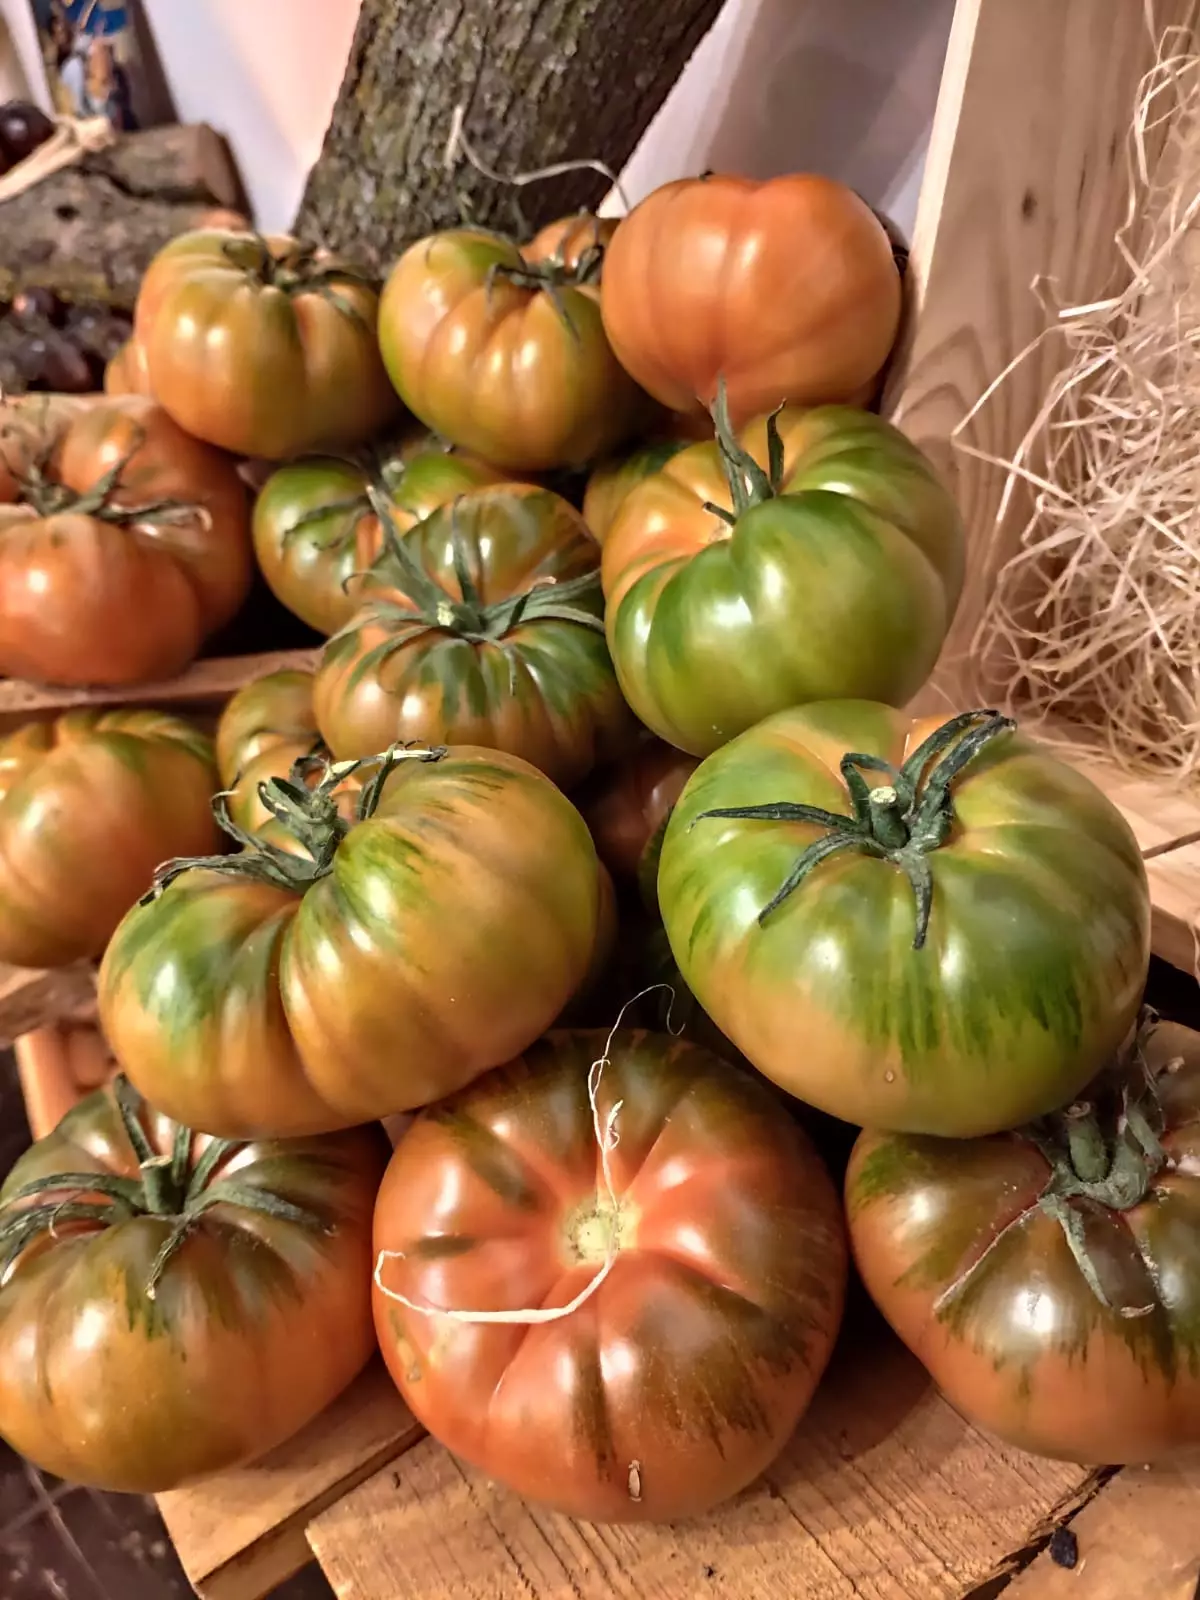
[374,985,672,1325]
[443,102,632,218]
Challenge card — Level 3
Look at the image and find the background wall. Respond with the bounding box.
[0,0,953,239]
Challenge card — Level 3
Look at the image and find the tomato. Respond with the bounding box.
[252,435,507,635]
[134,229,400,460]
[659,703,1150,1136]
[600,174,901,424]
[373,1028,846,1520]
[582,437,690,543]
[313,484,632,786]
[0,395,252,686]
[0,711,221,969]
[581,739,698,884]
[0,1075,386,1492]
[524,212,619,271]
[215,668,319,787]
[603,403,964,755]
[847,1017,1200,1463]
[103,336,154,397]
[377,228,642,471]
[99,745,603,1136]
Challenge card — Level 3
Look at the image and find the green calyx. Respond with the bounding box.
[1030,1014,1170,1316]
[691,708,1016,949]
[0,1076,330,1301]
[702,375,787,528]
[219,233,375,323]
[3,424,207,530]
[144,741,447,900]
[276,437,429,559]
[331,487,605,655]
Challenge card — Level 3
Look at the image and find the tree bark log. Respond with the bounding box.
[295,0,724,274]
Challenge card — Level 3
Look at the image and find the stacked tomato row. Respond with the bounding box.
[0,174,1192,1519]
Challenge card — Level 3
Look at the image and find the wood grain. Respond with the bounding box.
[157,1362,421,1600]
[885,0,1200,704]
[0,649,318,721]
[307,1326,1091,1600]
[1004,1462,1200,1598]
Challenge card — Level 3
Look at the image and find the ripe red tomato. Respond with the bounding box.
[134,230,400,459]
[313,484,632,786]
[99,746,604,1136]
[601,174,901,424]
[374,1029,846,1520]
[0,711,221,969]
[377,228,643,471]
[847,1017,1200,1463]
[0,395,252,686]
[581,739,698,884]
[659,703,1150,1136]
[0,1076,386,1491]
[252,436,507,635]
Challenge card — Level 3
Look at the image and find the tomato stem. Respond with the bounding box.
[690,709,1016,950]
[709,378,786,520]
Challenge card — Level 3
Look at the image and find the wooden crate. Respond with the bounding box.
[7,2,1200,1597]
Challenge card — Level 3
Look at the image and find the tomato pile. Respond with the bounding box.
[0,170,1185,1513]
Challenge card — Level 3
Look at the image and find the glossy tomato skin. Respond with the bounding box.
[0,711,220,968]
[603,407,964,755]
[600,174,901,424]
[524,213,619,270]
[373,1029,846,1521]
[252,438,507,635]
[103,336,154,397]
[846,1021,1200,1463]
[314,484,632,786]
[582,437,690,544]
[99,748,603,1136]
[659,702,1150,1136]
[215,667,318,787]
[581,739,699,882]
[378,229,642,472]
[0,1084,387,1492]
[134,230,400,459]
[0,396,252,687]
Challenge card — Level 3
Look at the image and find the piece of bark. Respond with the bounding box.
[0,123,244,311]
[295,0,725,273]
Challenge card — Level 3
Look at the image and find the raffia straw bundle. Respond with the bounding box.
[958,18,1200,777]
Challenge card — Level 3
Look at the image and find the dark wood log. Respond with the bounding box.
[295,0,724,273]
[0,123,243,312]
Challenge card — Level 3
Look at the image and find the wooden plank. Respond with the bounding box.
[307,1325,1091,1600]
[1004,1463,1200,1599]
[0,962,95,1050]
[156,1361,422,1600]
[884,0,1200,705]
[0,649,318,720]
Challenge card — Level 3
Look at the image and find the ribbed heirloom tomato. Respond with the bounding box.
[659,702,1150,1136]
[135,229,399,459]
[99,745,603,1136]
[215,668,320,787]
[373,1030,846,1521]
[252,435,506,635]
[581,739,698,884]
[314,484,632,785]
[0,711,220,968]
[0,395,251,685]
[603,400,964,755]
[600,173,901,423]
[103,336,153,398]
[847,1018,1200,1463]
[377,227,642,471]
[0,1076,386,1492]
[582,438,690,544]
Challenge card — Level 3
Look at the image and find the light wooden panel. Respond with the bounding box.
[307,1330,1092,1600]
[0,648,318,722]
[157,1362,421,1600]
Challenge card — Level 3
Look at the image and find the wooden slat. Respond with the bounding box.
[0,649,318,720]
[156,1362,422,1600]
[885,0,1200,705]
[307,1327,1091,1600]
[0,962,96,1049]
[1004,1462,1200,1598]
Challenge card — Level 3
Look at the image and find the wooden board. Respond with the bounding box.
[307,1325,1093,1600]
[884,0,1200,706]
[0,649,318,722]
[156,1362,421,1600]
[1004,1462,1200,1598]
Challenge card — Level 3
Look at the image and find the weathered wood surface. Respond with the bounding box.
[0,122,243,309]
[295,0,726,272]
